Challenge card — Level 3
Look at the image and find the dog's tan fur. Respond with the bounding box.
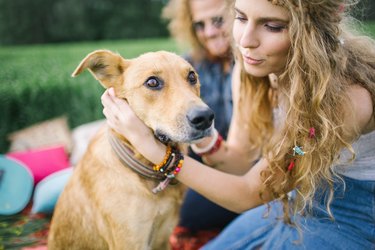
[48,50,213,250]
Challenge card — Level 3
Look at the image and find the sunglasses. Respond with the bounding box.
[192,16,224,31]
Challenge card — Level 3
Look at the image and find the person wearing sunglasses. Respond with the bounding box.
[161,0,242,249]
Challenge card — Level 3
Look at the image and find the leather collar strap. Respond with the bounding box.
[108,131,165,181]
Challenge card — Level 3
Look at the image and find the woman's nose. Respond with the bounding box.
[240,23,259,48]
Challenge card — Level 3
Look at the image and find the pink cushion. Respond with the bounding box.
[7,145,70,185]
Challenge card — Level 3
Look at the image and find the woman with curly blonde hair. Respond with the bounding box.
[163,0,240,249]
[101,0,375,248]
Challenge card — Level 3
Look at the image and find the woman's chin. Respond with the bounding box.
[243,64,269,78]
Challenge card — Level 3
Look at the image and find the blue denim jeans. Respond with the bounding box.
[202,176,375,250]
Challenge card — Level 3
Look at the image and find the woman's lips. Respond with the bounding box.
[243,55,264,65]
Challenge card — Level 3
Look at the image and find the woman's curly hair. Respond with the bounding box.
[233,0,375,222]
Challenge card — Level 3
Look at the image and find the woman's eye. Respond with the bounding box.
[187,71,197,85]
[234,14,247,23]
[265,24,286,32]
[144,77,162,89]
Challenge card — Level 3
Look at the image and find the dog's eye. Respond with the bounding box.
[187,71,197,85]
[144,77,163,90]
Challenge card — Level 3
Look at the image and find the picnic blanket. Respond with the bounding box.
[0,207,50,250]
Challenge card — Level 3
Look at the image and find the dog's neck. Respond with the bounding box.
[107,130,166,181]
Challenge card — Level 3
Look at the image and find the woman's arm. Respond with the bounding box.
[101,87,270,213]
[345,85,374,138]
[178,157,270,213]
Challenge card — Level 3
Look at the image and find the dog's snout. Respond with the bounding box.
[187,107,214,131]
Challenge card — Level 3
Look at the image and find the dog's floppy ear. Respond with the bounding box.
[71,50,129,89]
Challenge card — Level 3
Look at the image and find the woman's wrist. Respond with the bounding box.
[145,139,167,165]
[151,142,169,165]
[130,131,167,164]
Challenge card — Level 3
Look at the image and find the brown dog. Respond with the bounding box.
[48,50,214,250]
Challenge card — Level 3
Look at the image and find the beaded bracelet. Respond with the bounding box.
[153,145,173,171]
[190,129,223,157]
[159,147,178,173]
[165,151,184,179]
[152,148,184,194]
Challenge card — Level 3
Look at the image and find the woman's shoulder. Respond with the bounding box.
[347,84,374,135]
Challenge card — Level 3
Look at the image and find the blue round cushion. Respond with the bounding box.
[0,155,34,215]
[31,167,73,214]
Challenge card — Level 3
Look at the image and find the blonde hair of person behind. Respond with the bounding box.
[162,0,205,61]
[235,0,375,223]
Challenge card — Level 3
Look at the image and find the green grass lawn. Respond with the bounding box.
[0,38,180,153]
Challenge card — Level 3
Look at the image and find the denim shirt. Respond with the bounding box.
[186,56,233,139]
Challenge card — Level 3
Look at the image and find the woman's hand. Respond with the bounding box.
[101,88,166,163]
[101,88,147,140]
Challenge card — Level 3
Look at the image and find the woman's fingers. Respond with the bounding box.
[101,87,150,141]
[108,87,115,97]
[107,88,126,110]
[101,88,121,114]
[101,89,164,164]
[101,95,117,123]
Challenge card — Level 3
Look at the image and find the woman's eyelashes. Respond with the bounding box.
[234,13,247,23]
[265,23,287,32]
[234,13,287,33]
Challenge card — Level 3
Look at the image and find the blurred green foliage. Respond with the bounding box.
[0,0,169,45]
[362,21,375,37]
[0,0,374,45]
[0,38,179,153]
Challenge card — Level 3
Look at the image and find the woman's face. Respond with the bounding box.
[233,0,291,77]
[190,0,230,58]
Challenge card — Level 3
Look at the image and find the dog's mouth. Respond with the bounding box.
[154,132,171,144]
[188,129,213,142]
[154,126,213,144]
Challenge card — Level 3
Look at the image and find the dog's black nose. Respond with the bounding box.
[187,107,215,131]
